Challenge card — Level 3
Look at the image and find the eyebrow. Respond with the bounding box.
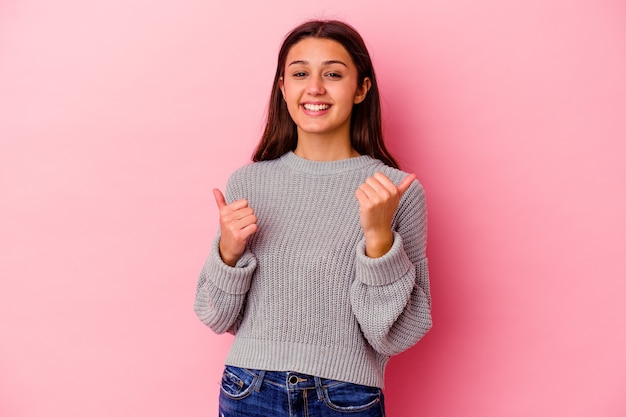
[287,59,348,67]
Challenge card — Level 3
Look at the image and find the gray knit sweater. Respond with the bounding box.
[194,151,431,388]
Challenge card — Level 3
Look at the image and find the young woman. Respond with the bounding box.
[195,19,432,417]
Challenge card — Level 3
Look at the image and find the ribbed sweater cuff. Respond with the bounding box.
[355,232,413,286]
[207,236,257,295]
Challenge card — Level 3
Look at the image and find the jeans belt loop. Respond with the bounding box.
[313,376,324,401]
[254,370,266,392]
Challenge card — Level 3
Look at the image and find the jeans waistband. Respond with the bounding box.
[241,368,331,400]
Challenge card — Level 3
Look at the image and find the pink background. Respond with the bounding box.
[1,1,625,416]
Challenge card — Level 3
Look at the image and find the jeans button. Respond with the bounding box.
[288,375,299,384]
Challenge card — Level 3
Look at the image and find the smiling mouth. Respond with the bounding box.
[303,103,330,112]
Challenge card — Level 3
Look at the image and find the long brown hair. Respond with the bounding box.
[252,20,399,169]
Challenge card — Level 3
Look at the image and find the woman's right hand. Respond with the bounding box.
[212,189,258,267]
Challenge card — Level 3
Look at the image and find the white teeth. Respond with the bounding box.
[303,103,330,111]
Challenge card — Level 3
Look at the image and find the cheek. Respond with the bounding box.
[283,96,300,119]
[282,88,301,109]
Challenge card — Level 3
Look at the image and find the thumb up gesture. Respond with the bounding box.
[212,189,258,267]
[355,172,416,258]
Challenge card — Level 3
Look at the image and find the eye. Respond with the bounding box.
[325,72,342,79]
[292,71,307,78]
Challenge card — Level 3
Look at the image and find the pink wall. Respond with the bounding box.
[1,1,625,416]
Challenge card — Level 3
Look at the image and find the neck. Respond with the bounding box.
[294,131,360,161]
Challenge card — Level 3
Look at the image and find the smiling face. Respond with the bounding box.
[279,38,371,148]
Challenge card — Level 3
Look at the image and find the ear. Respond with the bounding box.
[354,77,372,104]
[279,76,286,100]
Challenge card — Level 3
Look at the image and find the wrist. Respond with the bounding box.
[219,243,241,267]
[364,230,393,258]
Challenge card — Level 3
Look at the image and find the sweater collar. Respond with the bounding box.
[279,151,379,175]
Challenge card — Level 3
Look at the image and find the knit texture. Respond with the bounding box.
[194,152,431,388]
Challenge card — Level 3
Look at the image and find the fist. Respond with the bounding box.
[355,172,416,257]
[213,188,258,266]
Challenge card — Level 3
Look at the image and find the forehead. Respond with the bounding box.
[285,38,354,65]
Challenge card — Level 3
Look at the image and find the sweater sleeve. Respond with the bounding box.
[193,170,258,335]
[349,180,432,357]
[194,236,257,334]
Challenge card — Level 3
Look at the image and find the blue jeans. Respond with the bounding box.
[218,366,386,417]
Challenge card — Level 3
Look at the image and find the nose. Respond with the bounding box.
[306,75,325,95]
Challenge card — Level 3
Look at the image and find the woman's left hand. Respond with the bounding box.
[355,172,416,258]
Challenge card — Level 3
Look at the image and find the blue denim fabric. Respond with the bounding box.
[218,366,386,417]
